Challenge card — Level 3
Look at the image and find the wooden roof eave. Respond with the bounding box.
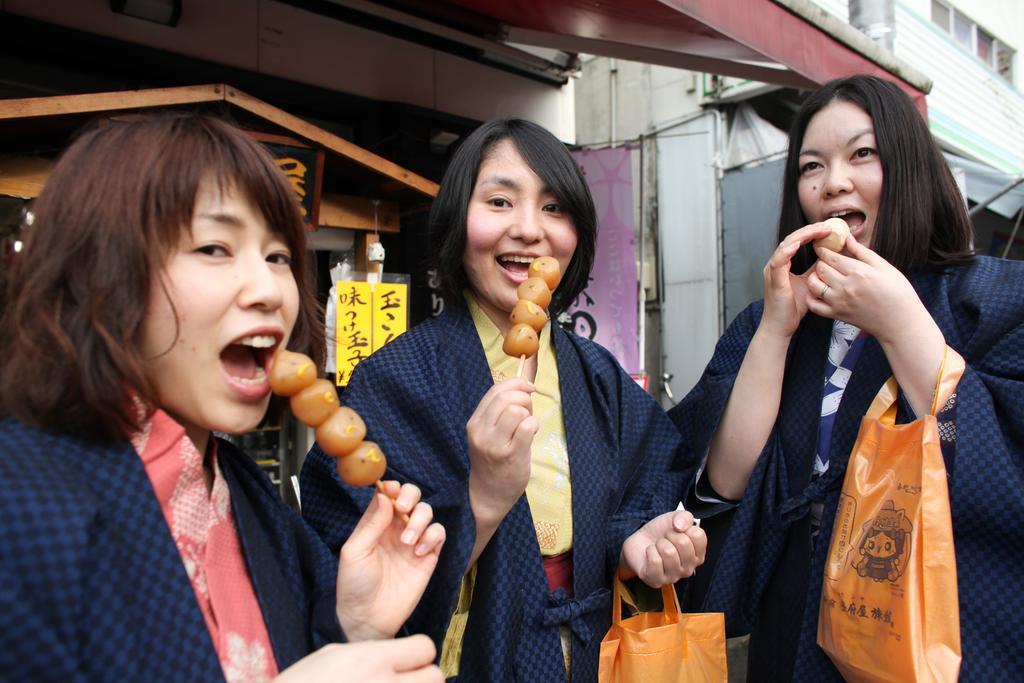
[0,83,439,200]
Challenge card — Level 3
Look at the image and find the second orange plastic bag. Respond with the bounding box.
[817,347,964,683]
[598,576,727,683]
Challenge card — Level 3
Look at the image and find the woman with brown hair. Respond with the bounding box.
[0,113,445,683]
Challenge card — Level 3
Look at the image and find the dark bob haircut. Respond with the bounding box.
[0,112,322,443]
[427,118,597,316]
[778,75,974,273]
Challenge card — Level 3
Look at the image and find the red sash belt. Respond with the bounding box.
[543,550,573,597]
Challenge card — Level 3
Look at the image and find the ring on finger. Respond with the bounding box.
[820,284,831,300]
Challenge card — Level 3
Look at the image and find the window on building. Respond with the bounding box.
[996,43,1014,80]
[930,1,950,32]
[977,29,993,63]
[952,10,972,48]
[929,0,1015,82]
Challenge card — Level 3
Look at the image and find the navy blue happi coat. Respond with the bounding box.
[671,256,1024,681]
[301,304,685,682]
[0,420,343,682]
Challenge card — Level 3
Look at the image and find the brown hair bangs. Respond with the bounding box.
[0,112,322,443]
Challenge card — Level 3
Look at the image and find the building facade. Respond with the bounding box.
[575,0,1024,407]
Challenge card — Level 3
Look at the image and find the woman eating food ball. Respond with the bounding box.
[671,75,1024,681]
[301,118,706,681]
[0,113,445,683]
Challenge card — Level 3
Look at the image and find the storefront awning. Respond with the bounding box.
[418,0,931,112]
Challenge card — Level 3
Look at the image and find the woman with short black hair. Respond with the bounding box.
[302,118,706,681]
[427,118,597,316]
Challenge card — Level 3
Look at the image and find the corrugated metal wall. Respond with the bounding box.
[656,111,723,405]
[721,159,786,327]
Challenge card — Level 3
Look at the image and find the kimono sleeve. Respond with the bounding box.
[942,281,1024,480]
[0,516,86,680]
[0,431,107,680]
[668,301,764,515]
[299,348,477,650]
[932,259,1024,669]
[595,349,689,574]
[284,498,349,649]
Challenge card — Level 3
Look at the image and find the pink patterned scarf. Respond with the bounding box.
[133,409,279,683]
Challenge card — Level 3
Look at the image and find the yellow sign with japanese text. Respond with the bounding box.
[372,283,408,353]
[335,281,409,386]
[335,282,373,387]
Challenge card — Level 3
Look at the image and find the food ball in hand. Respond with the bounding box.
[815,217,851,253]
[528,256,562,290]
[268,349,318,396]
[290,379,340,427]
[316,406,367,458]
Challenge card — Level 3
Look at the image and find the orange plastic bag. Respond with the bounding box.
[817,347,964,683]
[599,576,727,683]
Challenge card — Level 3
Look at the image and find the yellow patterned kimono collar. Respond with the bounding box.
[464,291,555,384]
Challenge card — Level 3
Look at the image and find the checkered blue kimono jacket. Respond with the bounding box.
[671,256,1024,681]
[0,420,343,682]
[301,304,685,682]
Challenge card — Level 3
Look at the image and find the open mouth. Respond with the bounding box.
[497,254,537,277]
[829,209,866,229]
[220,334,280,386]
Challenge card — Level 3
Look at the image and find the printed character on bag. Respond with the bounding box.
[852,501,912,583]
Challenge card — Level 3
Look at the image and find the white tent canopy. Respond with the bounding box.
[945,153,1024,220]
[724,104,789,169]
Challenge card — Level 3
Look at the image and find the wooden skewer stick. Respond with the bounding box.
[516,354,527,379]
[375,479,411,523]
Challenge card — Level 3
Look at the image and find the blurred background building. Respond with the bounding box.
[574,0,1024,407]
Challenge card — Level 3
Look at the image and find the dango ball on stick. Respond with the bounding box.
[503,323,540,358]
[815,217,851,253]
[336,441,389,487]
[316,406,367,458]
[268,350,395,494]
[505,258,560,375]
[517,277,552,310]
[290,378,340,427]
[268,349,318,396]
[510,299,548,332]
[528,256,562,290]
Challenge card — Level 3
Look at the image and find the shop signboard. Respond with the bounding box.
[249,132,324,228]
[335,280,409,386]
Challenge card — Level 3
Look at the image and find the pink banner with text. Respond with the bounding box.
[565,147,639,374]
